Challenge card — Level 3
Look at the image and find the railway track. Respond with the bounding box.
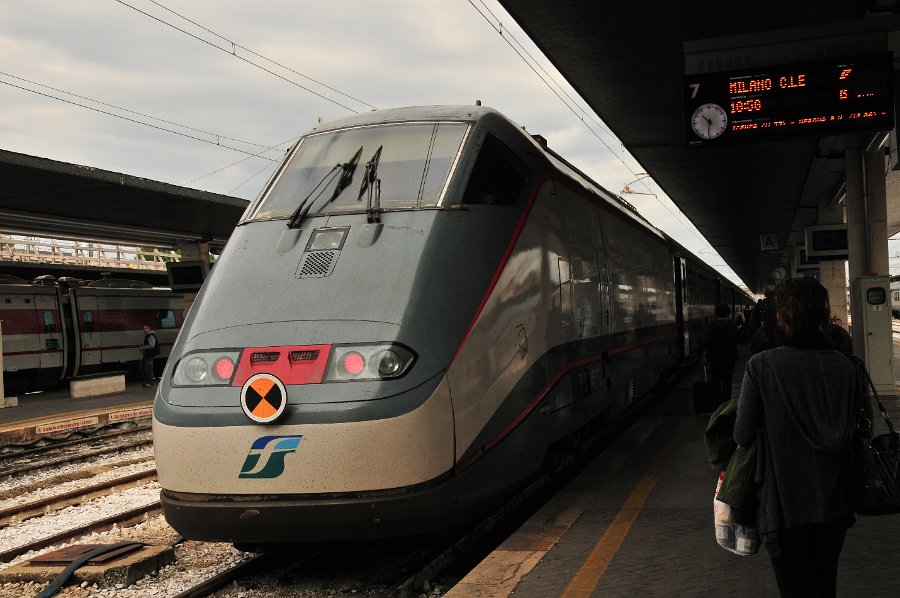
[0,432,152,481]
[0,468,157,526]
[0,499,161,563]
[0,383,667,596]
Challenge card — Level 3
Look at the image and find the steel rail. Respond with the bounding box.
[0,500,161,563]
[0,438,153,481]
[0,468,158,526]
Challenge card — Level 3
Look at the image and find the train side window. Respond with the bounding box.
[84,311,94,332]
[157,309,177,329]
[43,310,56,333]
[462,134,529,205]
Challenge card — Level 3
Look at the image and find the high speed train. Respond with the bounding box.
[154,105,750,546]
[0,275,183,392]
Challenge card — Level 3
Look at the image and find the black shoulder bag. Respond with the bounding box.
[848,357,900,516]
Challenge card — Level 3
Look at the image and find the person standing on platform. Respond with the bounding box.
[749,284,784,354]
[702,303,739,406]
[734,278,858,597]
[139,324,160,388]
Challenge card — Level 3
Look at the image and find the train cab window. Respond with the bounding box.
[43,310,56,333]
[83,311,94,332]
[250,122,468,220]
[462,134,529,206]
[157,309,177,329]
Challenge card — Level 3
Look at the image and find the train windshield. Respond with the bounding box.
[251,122,468,220]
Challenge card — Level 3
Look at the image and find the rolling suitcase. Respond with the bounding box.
[693,366,719,413]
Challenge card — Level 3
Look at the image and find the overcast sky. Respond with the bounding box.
[0,0,746,289]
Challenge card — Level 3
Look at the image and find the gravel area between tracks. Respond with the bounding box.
[0,515,252,598]
[1,484,161,559]
[0,446,153,491]
[0,461,156,510]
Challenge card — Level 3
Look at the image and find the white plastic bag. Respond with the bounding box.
[714,471,759,555]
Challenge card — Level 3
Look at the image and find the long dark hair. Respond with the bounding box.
[777,277,830,335]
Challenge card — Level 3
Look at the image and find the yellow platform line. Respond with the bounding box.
[446,416,693,598]
[560,417,692,598]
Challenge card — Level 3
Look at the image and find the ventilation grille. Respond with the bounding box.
[290,350,320,362]
[296,251,338,278]
[251,352,280,363]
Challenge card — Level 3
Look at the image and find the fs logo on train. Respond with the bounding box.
[240,373,287,423]
[239,435,302,479]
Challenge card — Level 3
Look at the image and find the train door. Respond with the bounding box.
[673,255,687,362]
[34,290,65,381]
[593,204,610,339]
[563,196,610,431]
[71,288,100,375]
[59,289,77,379]
[567,202,602,340]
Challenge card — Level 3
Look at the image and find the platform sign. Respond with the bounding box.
[684,52,893,147]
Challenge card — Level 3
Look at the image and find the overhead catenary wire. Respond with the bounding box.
[470,0,619,147]
[0,70,276,152]
[0,76,278,161]
[186,136,299,186]
[227,159,281,195]
[113,0,373,113]
[146,0,377,111]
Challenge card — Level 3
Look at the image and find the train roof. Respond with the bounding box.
[305,105,501,135]
[295,105,748,298]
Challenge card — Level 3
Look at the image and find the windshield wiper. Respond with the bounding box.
[286,146,363,229]
[357,145,383,223]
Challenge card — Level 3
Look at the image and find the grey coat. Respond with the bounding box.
[734,339,858,547]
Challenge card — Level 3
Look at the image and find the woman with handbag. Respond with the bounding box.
[734,278,858,597]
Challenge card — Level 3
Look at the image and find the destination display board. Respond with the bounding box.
[684,52,893,147]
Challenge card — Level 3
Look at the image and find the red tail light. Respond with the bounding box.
[214,357,235,381]
[341,352,366,376]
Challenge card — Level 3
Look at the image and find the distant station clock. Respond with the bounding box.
[691,103,728,139]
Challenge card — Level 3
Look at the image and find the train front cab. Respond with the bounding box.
[155,106,686,546]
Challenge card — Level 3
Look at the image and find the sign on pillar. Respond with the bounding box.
[760,234,778,251]
[851,276,895,395]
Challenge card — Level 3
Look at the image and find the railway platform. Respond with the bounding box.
[0,381,154,446]
[446,341,900,597]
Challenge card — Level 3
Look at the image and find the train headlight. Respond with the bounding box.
[185,357,208,383]
[324,343,415,381]
[173,350,241,386]
[376,349,402,377]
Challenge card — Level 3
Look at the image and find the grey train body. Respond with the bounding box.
[153,105,748,545]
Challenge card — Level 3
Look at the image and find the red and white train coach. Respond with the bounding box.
[0,274,183,393]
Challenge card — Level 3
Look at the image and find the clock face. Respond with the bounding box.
[772,266,787,281]
[691,103,728,140]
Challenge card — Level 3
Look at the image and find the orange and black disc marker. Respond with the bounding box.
[241,373,288,423]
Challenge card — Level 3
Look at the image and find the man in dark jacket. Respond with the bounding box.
[139,324,160,388]
[702,304,739,406]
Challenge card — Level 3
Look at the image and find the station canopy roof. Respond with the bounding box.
[0,148,248,249]
[499,1,900,292]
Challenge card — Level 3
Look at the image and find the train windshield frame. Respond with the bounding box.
[248,121,470,221]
